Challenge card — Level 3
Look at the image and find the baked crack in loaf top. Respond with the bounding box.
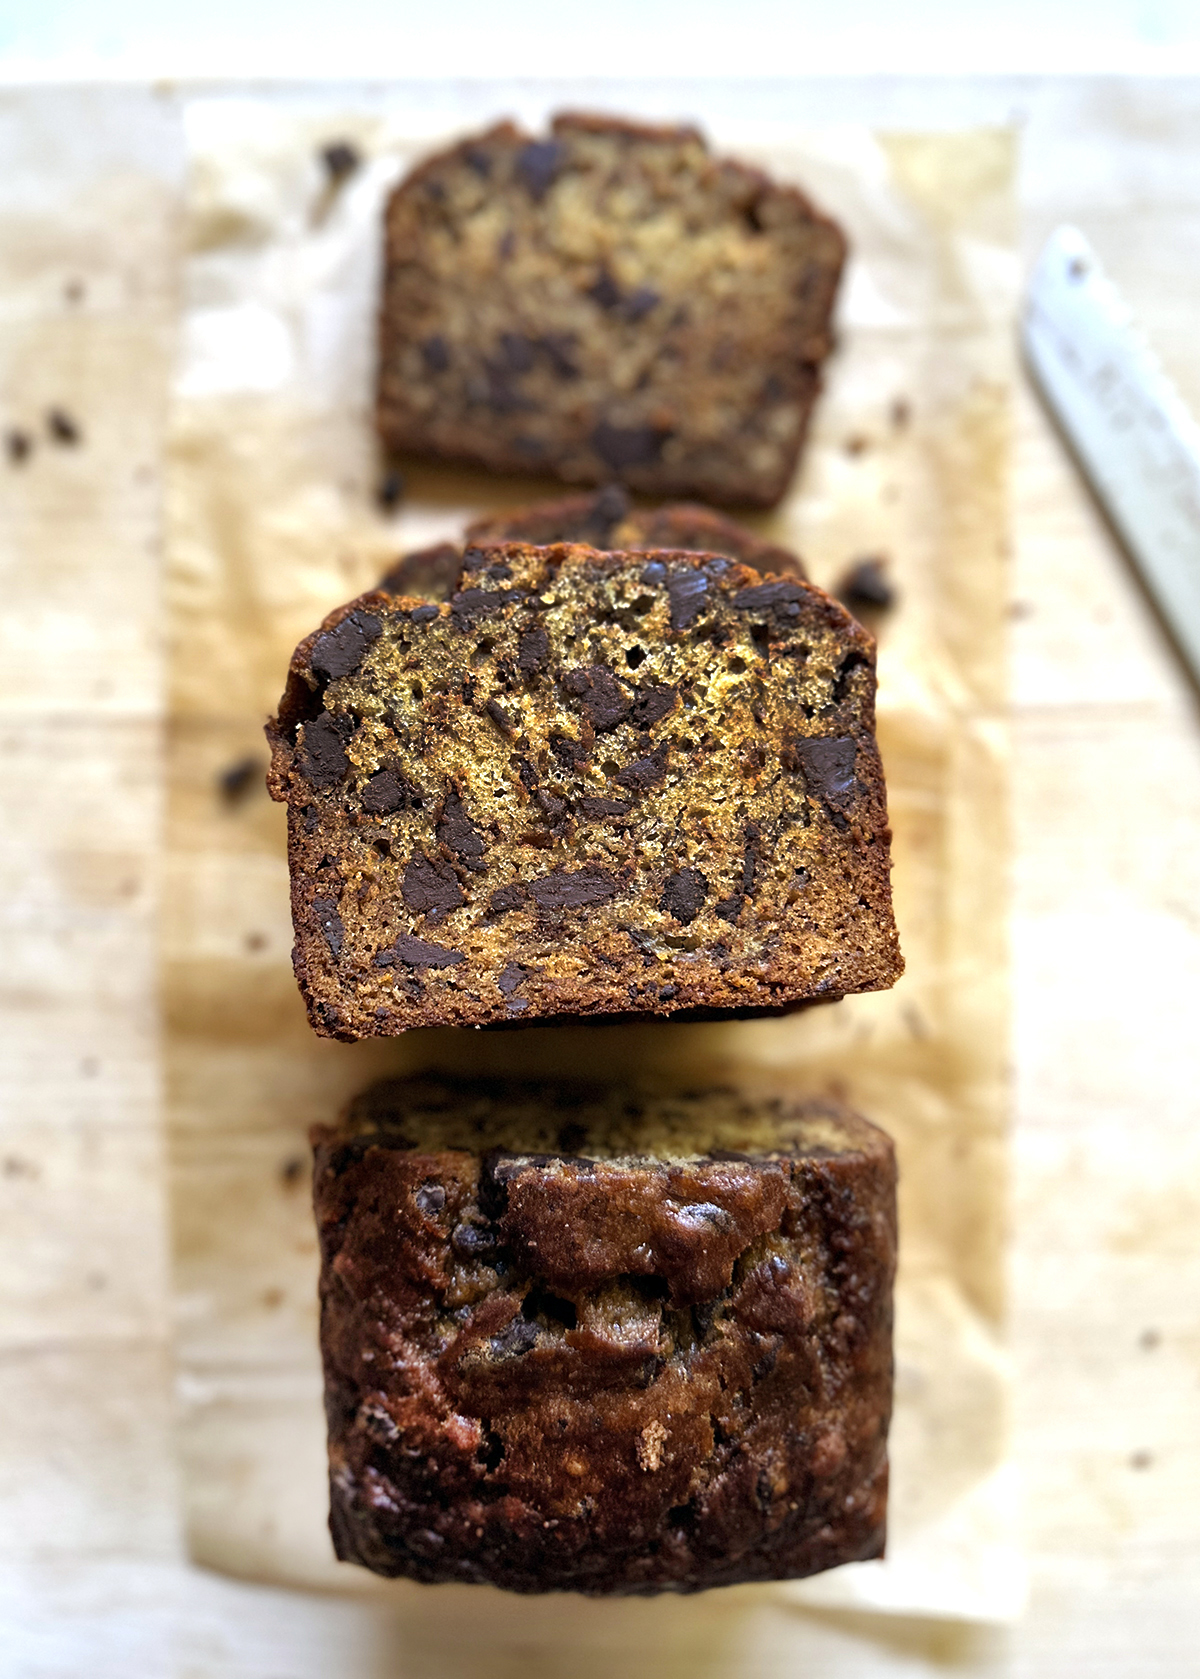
[314,1075,896,1593]
[378,485,805,601]
[266,543,902,1039]
[377,113,846,507]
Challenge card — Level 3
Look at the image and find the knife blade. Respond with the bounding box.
[1022,224,1200,689]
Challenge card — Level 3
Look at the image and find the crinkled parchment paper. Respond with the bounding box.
[165,99,1021,1623]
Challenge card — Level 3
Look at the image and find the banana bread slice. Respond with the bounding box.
[377,112,846,508]
[266,542,901,1039]
[313,1074,896,1594]
[378,488,804,599]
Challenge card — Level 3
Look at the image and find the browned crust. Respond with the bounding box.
[313,1075,896,1594]
[375,114,846,509]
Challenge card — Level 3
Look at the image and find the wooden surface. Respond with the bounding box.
[2,76,1199,1676]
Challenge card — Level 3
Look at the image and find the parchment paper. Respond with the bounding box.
[165,99,1021,1622]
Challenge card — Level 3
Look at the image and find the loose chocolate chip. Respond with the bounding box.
[410,603,440,623]
[622,285,660,321]
[374,933,464,969]
[578,796,633,821]
[497,962,526,996]
[588,268,623,310]
[631,683,677,728]
[567,664,629,731]
[420,335,450,374]
[218,755,260,803]
[614,745,669,793]
[5,429,32,464]
[516,140,564,200]
[401,853,465,918]
[591,420,668,471]
[310,610,382,681]
[301,712,353,789]
[660,867,707,925]
[320,140,361,182]
[667,569,709,631]
[488,882,528,917]
[377,468,405,510]
[528,865,619,911]
[437,788,485,861]
[790,736,857,806]
[46,407,81,445]
[732,579,807,613]
[415,1182,446,1215]
[715,895,743,923]
[486,698,515,735]
[312,896,344,958]
[517,623,550,672]
[837,556,894,611]
[491,1317,540,1357]
[362,768,419,816]
[450,587,522,631]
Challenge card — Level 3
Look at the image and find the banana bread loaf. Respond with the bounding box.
[378,488,804,600]
[376,113,846,508]
[267,542,900,1038]
[313,1074,896,1594]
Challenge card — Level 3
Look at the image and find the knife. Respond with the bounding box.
[1022,224,1200,689]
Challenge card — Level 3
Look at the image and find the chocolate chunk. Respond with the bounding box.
[321,140,361,183]
[588,268,623,311]
[421,335,450,374]
[550,733,587,768]
[301,712,353,789]
[837,557,894,611]
[374,933,465,969]
[566,665,629,732]
[732,579,807,613]
[790,737,857,807]
[438,789,485,861]
[313,896,344,958]
[486,698,516,735]
[631,684,677,728]
[667,569,709,631]
[537,334,579,380]
[46,407,80,445]
[219,755,260,803]
[528,865,619,911]
[614,745,669,793]
[488,882,528,917]
[715,895,743,923]
[535,789,568,824]
[579,797,633,821]
[742,823,760,896]
[660,867,707,924]
[516,140,564,200]
[518,624,550,672]
[497,962,527,996]
[622,285,660,321]
[411,603,440,623]
[451,1220,497,1260]
[498,332,535,374]
[401,853,465,918]
[362,768,420,816]
[311,610,382,680]
[450,587,522,631]
[591,421,668,471]
[415,1182,446,1214]
[491,1317,540,1357]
